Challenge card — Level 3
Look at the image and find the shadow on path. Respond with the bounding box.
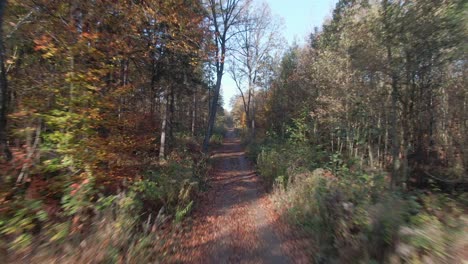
[169,128,292,264]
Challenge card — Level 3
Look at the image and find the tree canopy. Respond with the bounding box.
[1,0,467,262]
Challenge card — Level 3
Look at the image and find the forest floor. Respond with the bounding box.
[166,128,311,263]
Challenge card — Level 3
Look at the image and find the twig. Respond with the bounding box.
[5,10,34,40]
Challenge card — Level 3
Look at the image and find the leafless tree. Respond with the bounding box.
[228,2,283,136]
[203,0,250,152]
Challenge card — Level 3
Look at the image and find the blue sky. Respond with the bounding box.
[267,0,338,44]
[222,0,338,111]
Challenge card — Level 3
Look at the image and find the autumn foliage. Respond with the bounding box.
[0,0,217,260]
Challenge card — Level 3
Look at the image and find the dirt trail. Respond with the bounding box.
[169,128,303,263]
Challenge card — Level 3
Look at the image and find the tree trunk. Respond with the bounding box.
[389,56,400,189]
[203,70,223,152]
[159,93,168,160]
[251,88,256,138]
[382,0,400,189]
[168,88,175,150]
[0,0,12,161]
[191,85,197,136]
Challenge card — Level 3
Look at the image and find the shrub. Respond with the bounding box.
[258,139,467,263]
[255,139,325,190]
[209,133,224,146]
[257,148,286,189]
[1,153,208,262]
[0,199,48,251]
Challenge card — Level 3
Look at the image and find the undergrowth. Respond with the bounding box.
[250,130,467,263]
[0,143,210,262]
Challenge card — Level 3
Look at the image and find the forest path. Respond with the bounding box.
[168,128,304,263]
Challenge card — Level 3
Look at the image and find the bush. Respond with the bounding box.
[257,148,286,189]
[256,136,467,263]
[255,139,325,190]
[209,133,224,146]
[0,199,48,251]
[0,154,208,262]
[269,165,466,263]
[209,124,226,146]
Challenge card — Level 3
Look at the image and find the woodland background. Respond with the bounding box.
[0,0,467,263]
